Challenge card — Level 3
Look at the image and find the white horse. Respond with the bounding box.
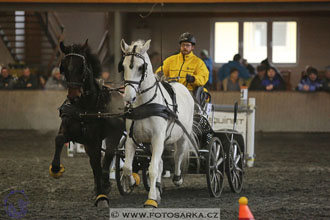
[120,39,195,208]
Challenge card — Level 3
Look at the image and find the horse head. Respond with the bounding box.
[120,39,151,105]
[60,39,101,99]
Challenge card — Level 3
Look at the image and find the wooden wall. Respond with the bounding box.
[0,90,329,132]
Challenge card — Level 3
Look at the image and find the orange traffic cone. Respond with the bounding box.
[239,197,255,220]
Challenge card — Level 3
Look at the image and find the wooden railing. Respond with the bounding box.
[36,12,65,75]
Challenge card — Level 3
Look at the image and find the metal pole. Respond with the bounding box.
[247,97,256,167]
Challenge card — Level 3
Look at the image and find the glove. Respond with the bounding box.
[186,74,195,83]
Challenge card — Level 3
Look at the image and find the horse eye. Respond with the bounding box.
[138,66,143,71]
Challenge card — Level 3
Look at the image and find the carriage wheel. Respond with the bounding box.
[226,139,244,193]
[206,137,225,198]
[115,152,134,196]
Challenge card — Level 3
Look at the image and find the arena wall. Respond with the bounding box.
[0,91,329,132]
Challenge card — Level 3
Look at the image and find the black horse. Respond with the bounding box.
[49,40,124,207]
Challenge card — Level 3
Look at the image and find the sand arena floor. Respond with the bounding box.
[0,130,329,219]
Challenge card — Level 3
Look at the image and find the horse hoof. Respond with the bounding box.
[49,164,65,178]
[95,194,109,207]
[172,175,183,186]
[132,173,140,186]
[144,199,158,208]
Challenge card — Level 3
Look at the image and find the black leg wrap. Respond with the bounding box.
[172,174,182,182]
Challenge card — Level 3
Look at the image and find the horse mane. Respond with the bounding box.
[68,44,102,78]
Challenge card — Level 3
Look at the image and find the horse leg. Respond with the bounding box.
[101,137,115,194]
[172,137,188,186]
[122,137,138,187]
[102,118,125,193]
[144,135,165,208]
[49,123,67,178]
[156,158,163,197]
[85,141,109,207]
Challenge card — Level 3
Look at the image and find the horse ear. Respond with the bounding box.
[121,39,129,53]
[141,39,151,54]
[82,39,89,51]
[60,41,69,54]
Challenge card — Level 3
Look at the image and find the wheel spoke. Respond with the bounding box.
[233,144,237,159]
[213,174,219,192]
[235,154,241,165]
[211,149,216,163]
[235,171,242,187]
[215,142,220,160]
[216,169,224,179]
[216,157,224,167]
[231,170,237,185]
[211,172,216,184]
[236,167,243,174]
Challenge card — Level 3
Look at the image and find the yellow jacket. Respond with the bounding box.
[155,52,209,91]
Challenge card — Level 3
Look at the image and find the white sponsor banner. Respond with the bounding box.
[109,208,220,220]
[212,111,247,142]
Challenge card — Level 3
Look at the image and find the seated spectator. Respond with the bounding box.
[14,66,39,90]
[217,54,251,82]
[222,68,244,91]
[45,67,66,90]
[323,66,330,92]
[261,58,280,75]
[262,66,286,91]
[297,67,323,92]
[249,64,267,91]
[0,66,15,89]
[242,59,256,76]
[200,49,213,89]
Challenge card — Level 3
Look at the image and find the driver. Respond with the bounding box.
[155,32,209,92]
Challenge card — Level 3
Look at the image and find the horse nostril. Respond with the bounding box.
[132,97,136,102]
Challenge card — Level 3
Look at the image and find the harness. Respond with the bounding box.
[121,46,198,153]
[63,53,92,88]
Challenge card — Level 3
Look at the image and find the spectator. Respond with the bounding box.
[217,53,251,82]
[45,67,66,90]
[322,66,330,92]
[14,66,38,90]
[0,66,15,89]
[249,65,267,91]
[261,58,280,75]
[262,66,286,91]
[242,59,256,76]
[297,67,323,92]
[200,49,213,89]
[222,68,243,91]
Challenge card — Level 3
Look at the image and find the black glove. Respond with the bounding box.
[186,74,195,83]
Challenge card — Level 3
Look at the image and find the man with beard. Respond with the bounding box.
[155,32,209,92]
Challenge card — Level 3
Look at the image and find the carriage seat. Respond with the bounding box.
[193,86,211,109]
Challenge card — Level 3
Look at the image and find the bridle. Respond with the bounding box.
[62,53,92,88]
[123,45,154,94]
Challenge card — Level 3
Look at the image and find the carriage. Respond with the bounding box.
[115,98,245,198]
